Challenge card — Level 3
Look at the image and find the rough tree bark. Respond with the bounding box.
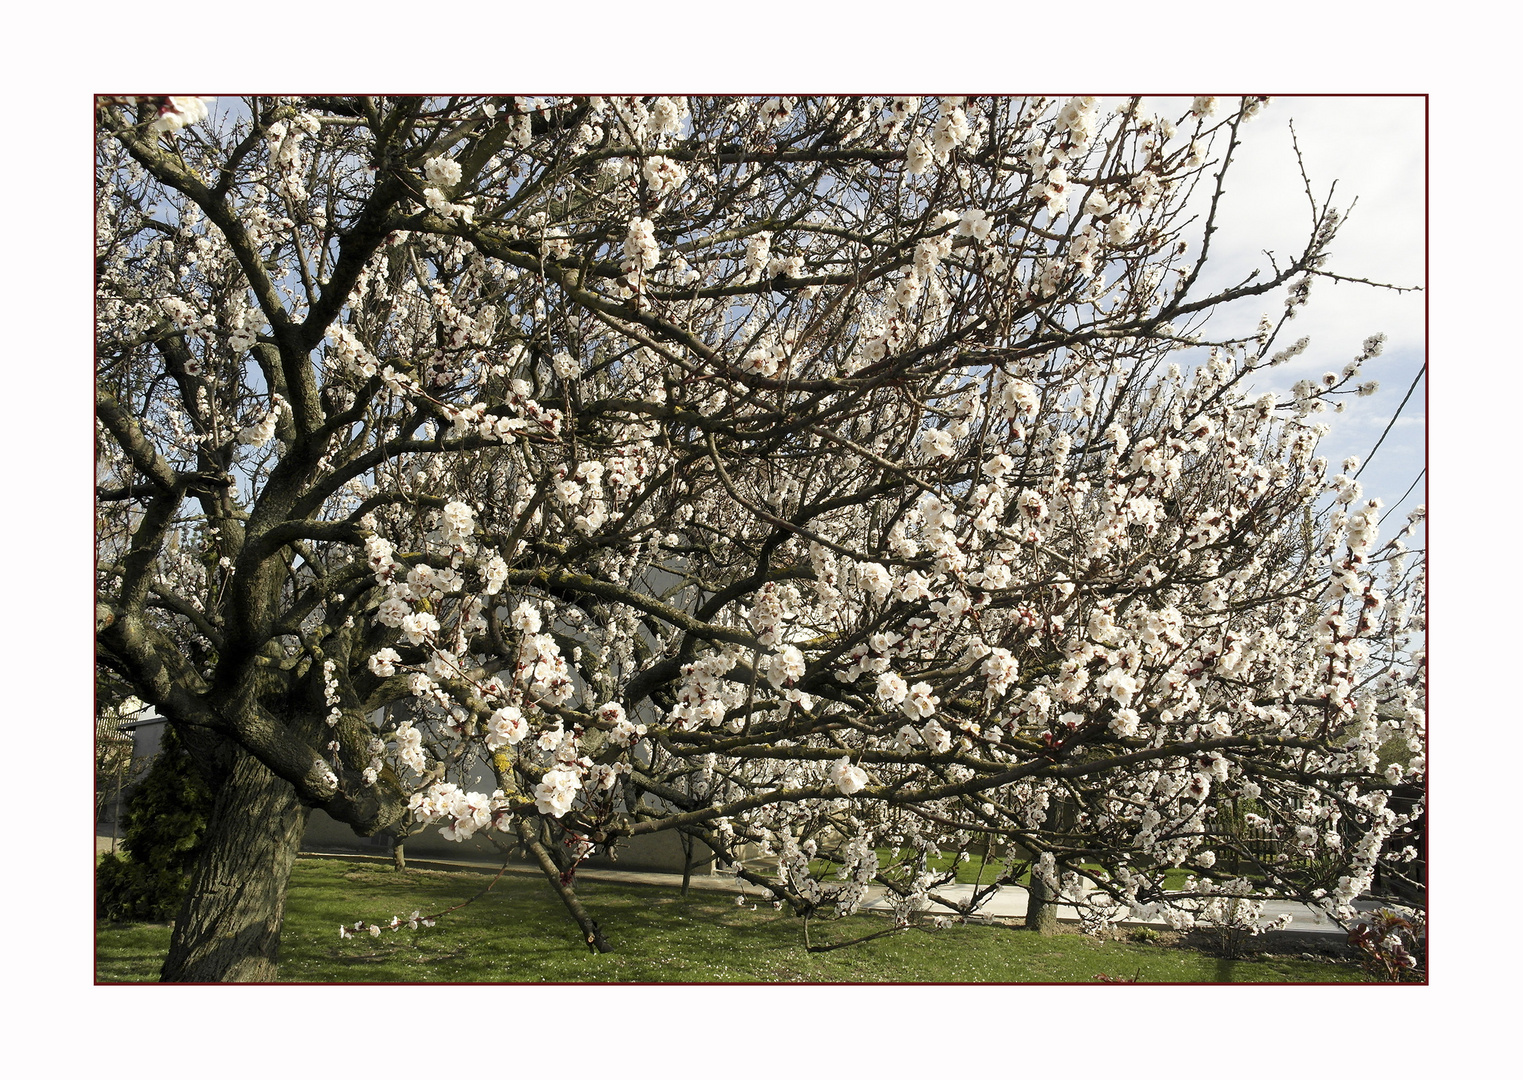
[160,747,310,982]
[1025,875,1059,935]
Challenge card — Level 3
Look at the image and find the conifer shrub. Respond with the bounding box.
[96,728,212,922]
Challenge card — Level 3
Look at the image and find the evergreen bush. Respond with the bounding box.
[95,727,212,922]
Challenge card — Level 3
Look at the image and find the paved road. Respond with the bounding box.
[304,847,1388,937]
[852,880,1386,934]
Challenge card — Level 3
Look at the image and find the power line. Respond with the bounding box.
[1386,467,1426,517]
[1353,362,1425,480]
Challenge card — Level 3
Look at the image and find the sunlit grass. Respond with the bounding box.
[95,857,1367,984]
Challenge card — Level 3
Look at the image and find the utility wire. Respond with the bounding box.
[1387,468,1426,518]
[1353,362,1426,480]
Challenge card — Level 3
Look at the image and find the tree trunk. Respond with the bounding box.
[391,836,406,872]
[1025,875,1059,935]
[161,747,310,982]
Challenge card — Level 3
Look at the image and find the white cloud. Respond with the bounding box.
[1140,96,1425,511]
[1195,96,1423,347]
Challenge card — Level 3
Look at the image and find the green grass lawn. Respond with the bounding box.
[96,857,1367,984]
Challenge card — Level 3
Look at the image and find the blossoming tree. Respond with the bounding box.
[95,94,1425,981]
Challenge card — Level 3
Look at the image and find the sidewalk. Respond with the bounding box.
[853,880,1385,935]
[306,848,1383,936]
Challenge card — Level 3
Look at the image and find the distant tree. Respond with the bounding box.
[95,94,1425,981]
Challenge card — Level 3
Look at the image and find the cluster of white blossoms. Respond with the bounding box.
[1053,95,1101,150]
[830,757,869,795]
[423,156,462,189]
[903,97,981,176]
[773,832,879,918]
[409,781,508,841]
[419,155,477,220]
[930,105,972,157]
[1113,876,1296,936]
[601,702,647,747]
[622,216,659,277]
[339,910,434,939]
[485,704,527,750]
[957,207,993,243]
[350,425,680,824]
[263,112,322,201]
[1042,165,1070,220]
[742,231,772,282]
[648,96,687,137]
[671,651,743,730]
[766,644,807,689]
[148,96,212,137]
[642,155,687,197]
[534,764,582,817]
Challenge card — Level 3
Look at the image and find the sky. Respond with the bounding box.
[1165,95,1426,518]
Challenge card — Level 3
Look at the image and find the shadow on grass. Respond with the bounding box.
[97,859,1371,984]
